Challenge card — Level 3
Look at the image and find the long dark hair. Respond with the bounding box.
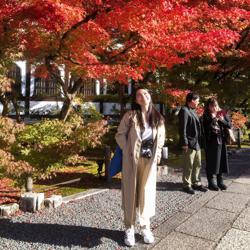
[131,87,164,130]
[204,98,218,115]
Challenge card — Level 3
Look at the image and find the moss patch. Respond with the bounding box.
[33,184,87,197]
[33,161,108,197]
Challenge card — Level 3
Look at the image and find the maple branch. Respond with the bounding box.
[60,54,83,66]
[138,71,154,84]
[107,35,141,63]
[234,28,249,50]
[216,63,242,82]
[60,32,141,66]
[68,78,83,94]
[57,5,113,59]
[58,10,99,54]
[98,37,141,64]
[213,28,249,82]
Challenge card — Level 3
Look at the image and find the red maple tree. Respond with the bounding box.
[0,0,249,119]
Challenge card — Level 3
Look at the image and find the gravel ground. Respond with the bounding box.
[0,150,248,250]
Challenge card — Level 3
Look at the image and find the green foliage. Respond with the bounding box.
[82,104,103,123]
[93,94,130,103]
[0,113,109,188]
[101,125,118,151]
[12,119,70,176]
[12,114,108,178]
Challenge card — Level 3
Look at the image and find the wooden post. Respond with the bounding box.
[25,176,33,192]
[159,103,164,115]
[99,100,104,114]
[104,145,111,181]
[25,61,31,116]
[118,83,126,117]
[237,128,241,149]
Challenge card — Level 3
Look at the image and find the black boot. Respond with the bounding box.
[217,174,227,190]
[207,175,219,191]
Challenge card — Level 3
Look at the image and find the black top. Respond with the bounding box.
[178,105,202,150]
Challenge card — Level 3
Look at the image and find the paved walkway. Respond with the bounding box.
[0,149,249,250]
[149,149,250,250]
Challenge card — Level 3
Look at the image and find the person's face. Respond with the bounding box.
[189,98,199,109]
[136,89,151,107]
[209,102,219,113]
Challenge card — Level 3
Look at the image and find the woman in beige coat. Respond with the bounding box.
[115,88,165,247]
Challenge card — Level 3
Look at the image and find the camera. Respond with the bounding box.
[141,139,154,158]
[141,148,153,158]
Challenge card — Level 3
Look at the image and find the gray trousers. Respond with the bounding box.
[183,149,201,187]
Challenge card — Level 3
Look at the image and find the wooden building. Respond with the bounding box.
[3,61,133,117]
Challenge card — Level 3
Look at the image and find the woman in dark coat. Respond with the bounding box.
[202,98,231,191]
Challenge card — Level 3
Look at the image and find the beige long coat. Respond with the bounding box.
[115,110,165,226]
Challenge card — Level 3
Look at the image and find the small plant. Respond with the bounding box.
[0,149,33,187]
[0,117,24,150]
[231,112,248,129]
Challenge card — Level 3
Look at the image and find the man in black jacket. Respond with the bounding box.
[179,93,207,194]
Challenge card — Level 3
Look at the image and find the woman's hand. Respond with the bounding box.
[216,111,224,121]
[217,114,224,121]
[211,112,216,118]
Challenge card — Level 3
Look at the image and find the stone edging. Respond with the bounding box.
[62,188,109,203]
[0,188,109,217]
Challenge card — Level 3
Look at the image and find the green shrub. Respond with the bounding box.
[0,113,109,188]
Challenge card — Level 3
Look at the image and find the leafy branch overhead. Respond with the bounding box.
[0,0,249,83]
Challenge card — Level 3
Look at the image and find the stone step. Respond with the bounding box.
[20,192,44,212]
[44,195,63,208]
[0,203,19,217]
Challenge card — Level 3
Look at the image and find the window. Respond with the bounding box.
[7,64,22,94]
[78,78,96,96]
[34,77,60,97]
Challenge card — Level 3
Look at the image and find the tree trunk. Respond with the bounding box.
[11,96,21,122]
[0,94,9,116]
[45,58,84,121]
[59,96,73,121]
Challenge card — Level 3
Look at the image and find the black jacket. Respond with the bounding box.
[178,106,202,150]
[201,112,231,174]
[202,113,231,147]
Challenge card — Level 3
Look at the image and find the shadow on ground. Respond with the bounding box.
[35,150,250,193]
[0,218,140,248]
[157,181,183,192]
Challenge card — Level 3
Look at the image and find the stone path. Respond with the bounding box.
[150,149,250,250]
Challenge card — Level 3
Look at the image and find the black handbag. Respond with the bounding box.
[225,128,236,144]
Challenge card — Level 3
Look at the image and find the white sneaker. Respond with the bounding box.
[124,228,135,247]
[141,228,154,244]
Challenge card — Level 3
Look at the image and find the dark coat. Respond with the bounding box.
[178,106,202,150]
[201,112,231,175]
